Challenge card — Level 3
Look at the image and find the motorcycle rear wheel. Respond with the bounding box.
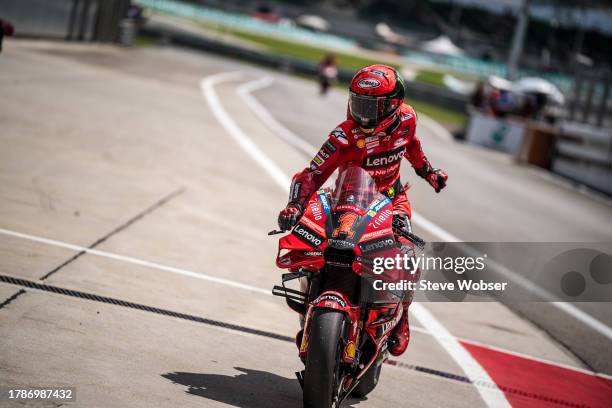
[303,309,345,408]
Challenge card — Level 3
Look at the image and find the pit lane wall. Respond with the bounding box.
[465,110,612,196]
[0,0,130,42]
[552,123,612,195]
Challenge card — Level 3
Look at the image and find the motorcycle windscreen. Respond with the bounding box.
[325,166,379,249]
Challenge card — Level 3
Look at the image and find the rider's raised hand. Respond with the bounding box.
[278,203,303,231]
[426,169,448,193]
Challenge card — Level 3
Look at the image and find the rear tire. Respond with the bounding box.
[351,358,382,398]
[303,309,345,408]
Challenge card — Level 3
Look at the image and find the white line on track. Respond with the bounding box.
[0,222,607,379]
[237,77,317,157]
[209,72,510,408]
[0,227,270,297]
[0,72,603,403]
[201,71,291,189]
[235,75,612,343]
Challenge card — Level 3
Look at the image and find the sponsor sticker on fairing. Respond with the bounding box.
[359,235,395,254]
[293,223,324,247]
[317,294,347,308]
[308,199,323,221]
[327,238,355,249]
[371,196,391,213]
[361,228,393,241]
[331,127,348,145]
[300,216,325,235]
[318,192,331,215]
[370,208,393,229]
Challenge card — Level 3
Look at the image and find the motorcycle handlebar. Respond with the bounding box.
[392,218,426,248]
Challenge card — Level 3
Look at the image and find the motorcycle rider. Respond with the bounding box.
[277,64,448,357]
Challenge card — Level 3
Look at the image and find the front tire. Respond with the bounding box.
[303,309,345,408]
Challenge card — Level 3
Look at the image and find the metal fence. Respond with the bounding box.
[568,71,611,128]
[0,0,130,42]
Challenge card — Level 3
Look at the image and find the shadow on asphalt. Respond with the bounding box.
[162,367,368,407]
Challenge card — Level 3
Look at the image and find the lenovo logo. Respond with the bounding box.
[293,224,323,247]
[359,236,395,254]
[363,147,405,168]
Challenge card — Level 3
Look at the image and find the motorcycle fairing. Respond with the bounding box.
[276,190,330,270]
[325,195,392,251]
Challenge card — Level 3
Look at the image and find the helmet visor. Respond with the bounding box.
[349,92,394,128]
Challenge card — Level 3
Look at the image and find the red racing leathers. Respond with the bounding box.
[285,103,445,356]
[287,103,434,218]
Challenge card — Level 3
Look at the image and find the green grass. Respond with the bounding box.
[218,28,398,73]
[414,69,446,87]
[215,28,466,128]
[178,17,466,128]
[134,35,156,47]
[406,98,466,128]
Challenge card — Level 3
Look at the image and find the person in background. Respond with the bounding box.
[489,88,515,118]
[470,81,486,109]
[0,19,15,53]
[317,53,338,95]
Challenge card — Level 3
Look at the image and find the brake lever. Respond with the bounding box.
[404,230,426,249]
[392,219,426,249]
[268,229,286,235]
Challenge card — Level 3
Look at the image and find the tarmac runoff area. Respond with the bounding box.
[1,40,612,407]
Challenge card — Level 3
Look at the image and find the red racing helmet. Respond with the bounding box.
[348,64,405,129]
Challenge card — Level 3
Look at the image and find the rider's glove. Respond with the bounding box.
[426,169,448,193]
[416,164,448,193]
[278,203,303,231]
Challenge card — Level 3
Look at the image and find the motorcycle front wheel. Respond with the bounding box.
[303,309,345,408]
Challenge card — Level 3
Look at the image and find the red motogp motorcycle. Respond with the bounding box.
[270,166,424,408]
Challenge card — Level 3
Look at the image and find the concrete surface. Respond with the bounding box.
[1,39,611,408]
